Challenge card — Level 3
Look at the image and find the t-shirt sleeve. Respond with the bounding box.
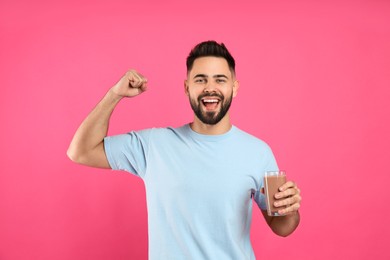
[254,146,279,210]
[103,129,152,178]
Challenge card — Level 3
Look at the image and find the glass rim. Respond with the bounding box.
[265,170,286,176]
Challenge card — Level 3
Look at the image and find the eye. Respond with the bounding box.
[195,78,206,83]
[216,78,226,83]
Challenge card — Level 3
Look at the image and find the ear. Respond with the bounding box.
[184,80,189,96]
[233,80,239,98]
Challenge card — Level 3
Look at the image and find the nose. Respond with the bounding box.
[203,81,216,93]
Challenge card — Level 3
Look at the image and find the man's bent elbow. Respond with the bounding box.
[66,143,110,169]
[67,146,84,164]
[67,148,77,163]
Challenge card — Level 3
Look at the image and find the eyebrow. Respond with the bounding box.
[193,74,229,79]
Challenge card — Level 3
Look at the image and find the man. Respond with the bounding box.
[67,41,301,259]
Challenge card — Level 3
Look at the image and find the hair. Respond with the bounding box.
[186,40,236,75]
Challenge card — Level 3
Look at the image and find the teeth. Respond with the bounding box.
[203,99,219,103]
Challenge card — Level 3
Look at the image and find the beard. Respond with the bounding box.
[189,92,233,125]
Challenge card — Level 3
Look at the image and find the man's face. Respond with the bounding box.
[185,56,239,125]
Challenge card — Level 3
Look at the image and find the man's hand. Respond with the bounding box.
[274,181,301,216]
[261,180,301,237]
[111,69,148,98]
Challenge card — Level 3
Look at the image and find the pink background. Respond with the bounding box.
[1,0,389,259]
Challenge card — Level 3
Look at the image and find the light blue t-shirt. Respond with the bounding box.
[104,124,278,260]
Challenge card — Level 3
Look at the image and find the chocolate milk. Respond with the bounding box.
[264,173,286,216]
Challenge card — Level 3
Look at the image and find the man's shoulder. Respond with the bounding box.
[232,126,272,150]
[128,124,189,141]
[146,124,188,135]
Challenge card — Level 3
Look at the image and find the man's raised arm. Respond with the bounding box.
[67,70,148,168]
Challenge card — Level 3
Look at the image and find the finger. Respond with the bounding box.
[136,77,147,89]
[140,83,148,92]
[129,72,142,88]
[277,181,300,198]
[135,86,147,95]
[140,76,148,90]
[126,71,137,86]
[139,81,148,93]
[274,195,296,207]
[275,187,299,199]
[137,72,147,82]
[278,202,300,215]
[133,73,143,87]
[134,72,148,87]
[127,70,145,88]
[279,181,296,192]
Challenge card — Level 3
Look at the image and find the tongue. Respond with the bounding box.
[204,102,218,110]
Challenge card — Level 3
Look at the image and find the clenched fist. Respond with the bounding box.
[111,70,148,98]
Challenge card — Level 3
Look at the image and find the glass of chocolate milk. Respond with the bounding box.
[264,171,287,216]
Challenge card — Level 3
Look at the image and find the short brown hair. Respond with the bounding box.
[186,41,236,75]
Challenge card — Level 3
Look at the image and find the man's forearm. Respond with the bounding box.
[67,89,122,163]
[267,211,300,237]
[67,70,148,168]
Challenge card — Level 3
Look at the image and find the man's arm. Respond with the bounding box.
[262,181,301,237]
[67,70,148,168]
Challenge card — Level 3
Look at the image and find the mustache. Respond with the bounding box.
[197,93,223,101]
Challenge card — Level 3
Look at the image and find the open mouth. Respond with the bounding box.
[201,97,220,111]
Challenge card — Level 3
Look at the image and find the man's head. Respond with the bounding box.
[185,41,239,126]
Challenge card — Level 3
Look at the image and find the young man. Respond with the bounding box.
[67,41,301,259]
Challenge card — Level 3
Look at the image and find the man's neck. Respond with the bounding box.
[190,115,232,135]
